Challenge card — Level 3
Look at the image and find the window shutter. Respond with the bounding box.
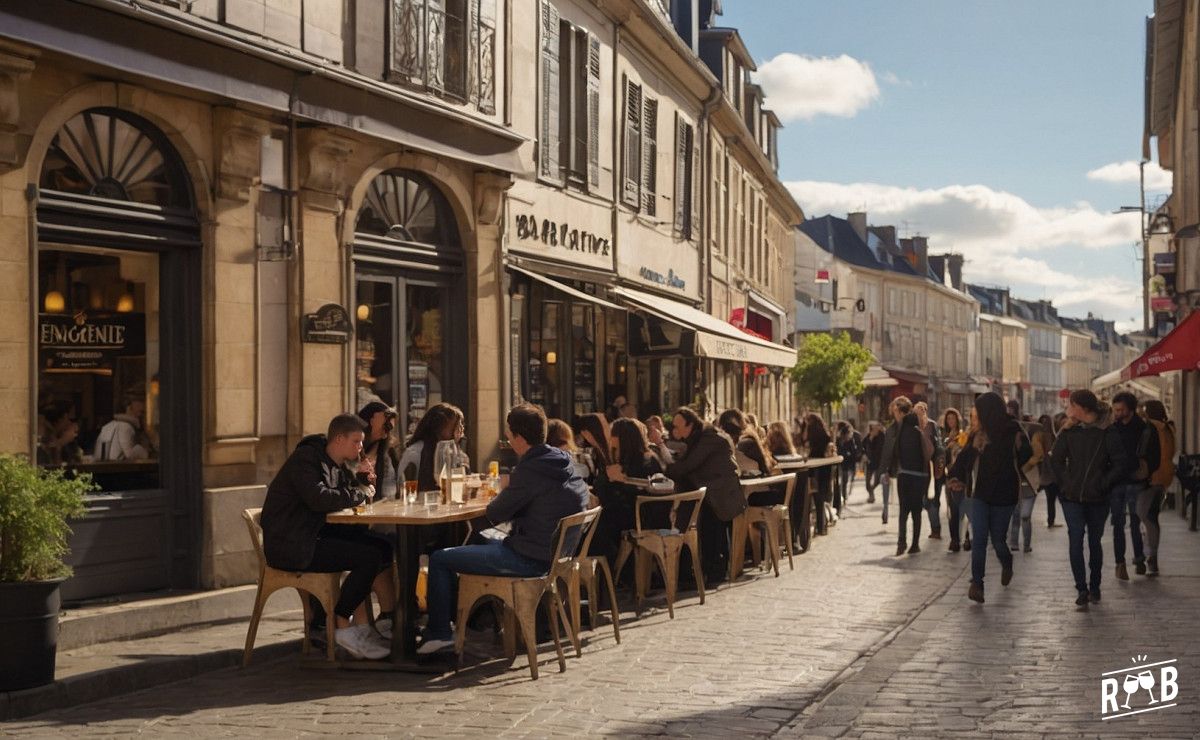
[586,33,602,190]
[539,0,561,180]
[640,96,657,215]
[674,113,688,233]
[690,134,700,240]
[476,0,497,113]
[621,77,641,207]
[389,0,423,81]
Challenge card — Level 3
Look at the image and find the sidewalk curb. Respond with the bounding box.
[0,639,299,721]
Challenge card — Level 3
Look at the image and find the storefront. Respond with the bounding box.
[34,108,203,601]
[353,170,468,437]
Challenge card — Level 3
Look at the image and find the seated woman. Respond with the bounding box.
[574,412,613,472]
[397,403,468,490]
[719,409,784,505]
[591,417,666,570]
[547,418,592,482]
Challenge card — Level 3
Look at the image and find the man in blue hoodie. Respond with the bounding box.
[419,403,588,654]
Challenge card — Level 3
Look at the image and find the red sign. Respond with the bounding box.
[815,269,830,284]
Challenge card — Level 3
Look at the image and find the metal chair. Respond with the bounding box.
[612,488,707,619]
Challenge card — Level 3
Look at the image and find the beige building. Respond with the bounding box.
[1,0,521,600]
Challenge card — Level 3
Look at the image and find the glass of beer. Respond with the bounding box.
[404,479,419,505]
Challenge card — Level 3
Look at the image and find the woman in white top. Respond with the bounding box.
[398,403,467,492]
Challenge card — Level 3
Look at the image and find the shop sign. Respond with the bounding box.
[39,311,146,372]
[302,303,352,344]
[514,213,610,256]
[638,266,686,291]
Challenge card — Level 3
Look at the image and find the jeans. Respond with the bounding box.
[865,465,880,500]
[840,464,856,505]
[880,473,892,522]
[1008,492,1036,550]
[425,541,548,640]
[1061,499,1109,594]
[925,477,943,534]
[1043,482,1061,525]
[1136,486,1164,558]
[1110,483,1145,565]
[966,498,1015,587]
[896,473,926,547]
[945,488,967,544]
[304,525,394,620]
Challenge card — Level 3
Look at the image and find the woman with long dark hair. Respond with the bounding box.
[835,420,862,508]
[941,408,970,552]
[575,412,613,470]
[1140,400,1175,576]
[718,408,776,478]
[1037,414,1061,528]
[592,417,666,568]
[947,392,1032,603]
[397,403,466,491]
[805,413,834,533]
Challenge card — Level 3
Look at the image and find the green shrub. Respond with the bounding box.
[0,454,93,582]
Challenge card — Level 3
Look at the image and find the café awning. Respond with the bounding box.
[1121,309,1200,380]
[862,365,899,387]
[507,265,623,312]
[612,286,797,367]
[1092,369,1162,400]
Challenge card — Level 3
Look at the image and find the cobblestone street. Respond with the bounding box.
[4,490,1198,738]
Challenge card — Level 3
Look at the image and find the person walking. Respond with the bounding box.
[804,413,835,533]
[863,421,885,504]
[878,402,902,526]
[1052,390,1127,608]
[915,402,944,540]
[940,408,971,552]
[1108,391,1160,580]
[947,392,1032,604]
[1140,400,1176,576]
[1040,414,1064,528]
[835,420,863,507]
[881,397,932,555]
[1007,415,1045,554]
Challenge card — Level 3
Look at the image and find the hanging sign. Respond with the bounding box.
[302,303,352,344]
[39,311,145,372]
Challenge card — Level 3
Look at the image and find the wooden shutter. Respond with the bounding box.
[539,0,561,180]
[389,0,423,81]
[586,33,602,190]
[674,113,687,233]
[621,77,641,207]
[640,96,657,215]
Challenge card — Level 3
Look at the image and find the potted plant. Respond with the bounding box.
[0,454,92,691]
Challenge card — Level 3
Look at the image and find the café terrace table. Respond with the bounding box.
[772,455,843,553]
[326,497,488,670]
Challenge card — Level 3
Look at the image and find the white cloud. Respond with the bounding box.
[1087,160,1173,191]
[754,53,879,122]
[788,179,1144,323]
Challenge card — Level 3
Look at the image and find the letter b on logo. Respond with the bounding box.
[1160,666,1178,703]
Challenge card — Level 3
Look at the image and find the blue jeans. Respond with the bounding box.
[1061,499,1108,594]
[425,541,548,641]
[1008,493,1036,550]
[1110,483,1145,565]
[966,498,1015,587]
[945,488,967,544]
[925,477,943,533]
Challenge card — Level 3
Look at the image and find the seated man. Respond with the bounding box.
[418,403,589,654]
[260,413,396,660]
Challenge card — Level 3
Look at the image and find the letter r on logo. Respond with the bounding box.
[1101,678,1120,714]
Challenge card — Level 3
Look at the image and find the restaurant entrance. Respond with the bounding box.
[35,108,202,601]
[353,170,466,438]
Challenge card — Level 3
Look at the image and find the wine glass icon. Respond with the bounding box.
[1121,673,1141,709]
[1138,670,1158,704]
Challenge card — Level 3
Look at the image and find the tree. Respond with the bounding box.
[788,332,873,410]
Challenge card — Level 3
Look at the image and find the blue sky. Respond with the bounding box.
[721,0,1157,329]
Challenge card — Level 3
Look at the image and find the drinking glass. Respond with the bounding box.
[1139,670,1158,704]
[1122,673,1140,709]
[404,479,419,505]
[423,489,440,507]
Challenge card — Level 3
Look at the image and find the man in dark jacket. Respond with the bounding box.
[666,406,743,584]
[260,413,395,660]
[894,402,932,556]
[1052,390,1129,607]
[419,403,587,654]
[1108,391,1160,579]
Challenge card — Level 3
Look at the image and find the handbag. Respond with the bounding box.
[1014,433,1038,492]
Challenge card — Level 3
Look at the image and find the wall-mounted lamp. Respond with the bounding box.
[43,290,65,313]
[356,303,371,322]
[545,351,557,365]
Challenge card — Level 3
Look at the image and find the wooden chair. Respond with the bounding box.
[612,488,707,619]
[574,496,621,647]
[241,508,340,666]
[453,507,600,680]
[739,473,798,577]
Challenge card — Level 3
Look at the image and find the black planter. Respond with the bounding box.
[0,579,64,692]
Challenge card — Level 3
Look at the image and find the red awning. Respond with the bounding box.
[1122,310,1200,380]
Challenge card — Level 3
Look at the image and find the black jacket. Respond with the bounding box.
[947,419,1032,506]
[261,435,367,571]
[864,431,885,468]
[896,413,929,477]
[1111,415,1161,485]
[879,422,900,475]
[836,431,862,470]
[1051,422,1129,504]
[666,424,745,521]
[486,444,589,563]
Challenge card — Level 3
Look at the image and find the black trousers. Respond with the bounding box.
[897,475,926,547]
[305,525,394,620]
[1043,482,1061,525]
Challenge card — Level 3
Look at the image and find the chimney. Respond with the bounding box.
[910,236,929,277]
[947,253,964,291]
[847,212,868,243]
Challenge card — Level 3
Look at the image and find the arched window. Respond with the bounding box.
[356,170,459,247]
[40,108,193,210]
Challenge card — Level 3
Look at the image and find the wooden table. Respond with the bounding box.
[327,498,488,669]
[774,455,843,552]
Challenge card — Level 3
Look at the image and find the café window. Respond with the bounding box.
[37,248,161,491]
[389,0,497,113]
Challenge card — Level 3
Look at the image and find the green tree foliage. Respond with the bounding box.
[788,332,873,409]
[0,455,92,582]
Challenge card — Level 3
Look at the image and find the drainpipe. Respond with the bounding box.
[698,85,720,419]
[26,184,39,459]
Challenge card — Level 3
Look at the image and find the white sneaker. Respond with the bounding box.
[374,618,393,641]
[335,624,390,660]
[416,637,454,655]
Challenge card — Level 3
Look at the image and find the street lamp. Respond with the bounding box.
[1113,158,1150,331]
